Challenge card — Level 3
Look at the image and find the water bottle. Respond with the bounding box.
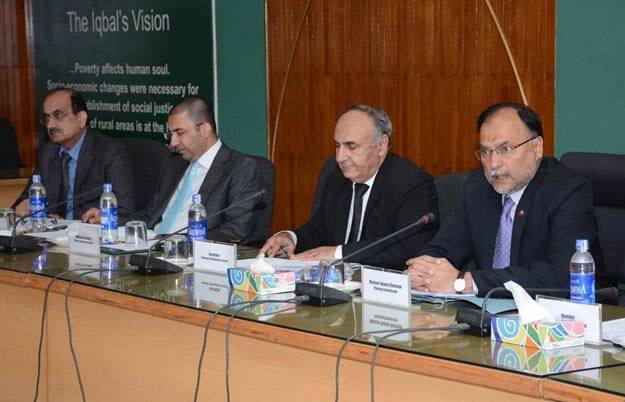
[100,183,118,244]
[570,239,595,304]
[29,174,47,232]
[188,194,207,246]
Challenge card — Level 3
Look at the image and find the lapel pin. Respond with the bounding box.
[517,210,525,217]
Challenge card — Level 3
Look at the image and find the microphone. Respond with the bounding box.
[0,186,102,254]
[295,213,436,307]
[455,286,620,337]
[130,189,265,275]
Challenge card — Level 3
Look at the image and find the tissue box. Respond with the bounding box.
[229,290,296,318]
[491,341,586,374]
[491,315,585,350]
[227,267,295,295]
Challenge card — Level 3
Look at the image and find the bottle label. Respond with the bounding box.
[30,196,47,218]
[570,272,595,303]
[100,207,118,231]
[188,219,207,244]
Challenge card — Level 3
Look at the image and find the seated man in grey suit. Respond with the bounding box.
[13,88,135,219]
[406,103,603,296]
[260,104,439,270]
[83,96,262,240]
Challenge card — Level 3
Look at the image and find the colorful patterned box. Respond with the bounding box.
[227,268,296,295]
[491,315,585,350]
[491,341,586,375]
[228,290,296,318]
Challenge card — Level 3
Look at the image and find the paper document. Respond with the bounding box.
[602,317,625,342]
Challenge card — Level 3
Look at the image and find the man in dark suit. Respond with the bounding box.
[13,88,135,219]
[83,96,262,240]
[260,104,438,270]
[406,103,602,296]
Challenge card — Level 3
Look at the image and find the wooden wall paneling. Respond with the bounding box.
[0,0,38,169]
[267,0,555,232]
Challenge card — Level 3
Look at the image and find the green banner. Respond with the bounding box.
[33,0,213,141]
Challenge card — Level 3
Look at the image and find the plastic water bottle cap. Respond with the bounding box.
[192,194,202,203]
[575,239,589,251]
[33,175,41,183]
[103,183,113,192]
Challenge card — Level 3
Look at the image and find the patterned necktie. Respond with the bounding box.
[58,151,72,218]
[347,183,369,243]
[158,161,200,234]
[492,196,515,269]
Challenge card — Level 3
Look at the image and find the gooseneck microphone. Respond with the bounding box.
[130,190,265,275]
[0,186,102,254]
[295,213,436,307]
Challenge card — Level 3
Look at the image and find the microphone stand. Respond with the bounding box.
[296,213,436,307]
[0,186,101,254]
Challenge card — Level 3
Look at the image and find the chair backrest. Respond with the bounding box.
[434,171,470,225]
[247,155,275,241]
[116,137,172,211]
[310,155,340,218]
[0,118,20,169]
[561,152,625,284]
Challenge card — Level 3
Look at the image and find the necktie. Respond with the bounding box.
[492,196,515,269]
[58,151,72,218]
[347,183,369,243]
[158,162,200,234]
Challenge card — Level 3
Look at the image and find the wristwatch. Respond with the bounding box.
[453,271,466,294]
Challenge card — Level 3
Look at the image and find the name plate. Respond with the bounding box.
[193,271,231,305]
[361,267,411,307]
[537,295,605,345]
[193,240,237,273]
[362,301,412,342]
[68,223,100,256]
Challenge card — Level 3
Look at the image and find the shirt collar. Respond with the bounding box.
[194,138,222,169]
[58,128,87,160]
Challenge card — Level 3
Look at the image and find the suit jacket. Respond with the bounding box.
[126,143,262,240]
[294,153,439,270]
[13,129,136,218]
[419,157,603,296]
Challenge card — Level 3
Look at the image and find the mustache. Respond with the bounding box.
[490,169,508,177]
[48,128,62,135]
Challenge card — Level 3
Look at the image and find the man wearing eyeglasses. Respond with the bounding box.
[406,102,602,296]
[83,96,262,239]
[12,88,135,219]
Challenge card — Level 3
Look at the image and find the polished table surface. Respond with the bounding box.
[1,243,625,401]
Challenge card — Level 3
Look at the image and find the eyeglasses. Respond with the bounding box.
[40,110,70,126]
[474,137,536,161]
[163,122,205,142]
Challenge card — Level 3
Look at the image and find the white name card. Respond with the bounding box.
[362,301,412,342]
[537,295,605,345]
[193,271,231,305]
[68,223,100,256]
[193,240,237,273]
[361,267,411,307]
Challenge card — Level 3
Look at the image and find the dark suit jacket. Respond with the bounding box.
[419,157,604,296]
[294,153,439,270]
[13,129,136,218]
[126,143,262,240]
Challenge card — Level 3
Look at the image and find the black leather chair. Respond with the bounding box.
[243,155,275,246]
[116,137,172,211]
[0,118,20,169]
[434,171,470,225]
[561,152,625,290]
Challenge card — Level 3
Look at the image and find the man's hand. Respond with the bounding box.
[14,199,30,217]
[82,208,101,224]
[410,309,456,340]
[259,232,295,258]
[293,246,337,261]
[405,255,463,294]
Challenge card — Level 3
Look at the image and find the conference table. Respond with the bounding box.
[1,244,624,402]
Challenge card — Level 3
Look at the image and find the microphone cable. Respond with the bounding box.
[193,295,309,402]
[333,323,469,402]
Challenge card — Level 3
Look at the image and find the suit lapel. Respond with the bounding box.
[198,145,230,196]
